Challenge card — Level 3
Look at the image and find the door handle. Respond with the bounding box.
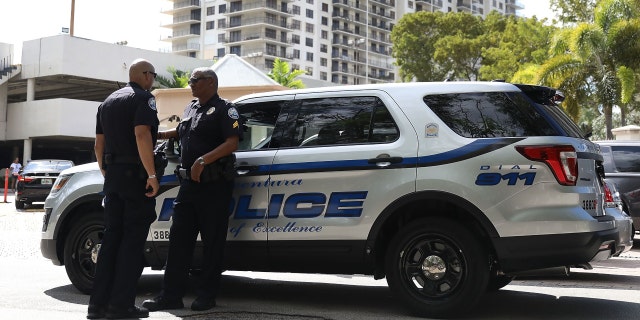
[236,165,259,176]
[368,157,402,167]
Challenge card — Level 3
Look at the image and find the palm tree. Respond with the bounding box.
[537,0,640,139]
[155,66,190,89]
[268,58,306,89]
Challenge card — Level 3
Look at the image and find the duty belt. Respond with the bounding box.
[103,154,141,165]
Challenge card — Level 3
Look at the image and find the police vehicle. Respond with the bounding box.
[41,82,626,318]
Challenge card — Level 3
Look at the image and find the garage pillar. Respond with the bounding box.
[23,139,32,162]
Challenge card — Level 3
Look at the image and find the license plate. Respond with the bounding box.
[41,178,53,185]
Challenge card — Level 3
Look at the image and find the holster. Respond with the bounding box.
[175,154,237,183]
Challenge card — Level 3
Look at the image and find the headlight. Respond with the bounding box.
[50,173,74,194]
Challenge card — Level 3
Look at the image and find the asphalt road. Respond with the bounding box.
[1,191,640,320]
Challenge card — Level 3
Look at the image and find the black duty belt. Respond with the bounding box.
[104,154,141,165]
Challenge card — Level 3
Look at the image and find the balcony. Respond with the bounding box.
[331,0,367,12]
[370,0,395,8]
[161,14,201,28]
[227,1,294,17]
[415,0,443,9]
[226,32,292,46]
[225,17,290,31]
[162,0,200,14]
[172,43,201,53]
[162,30,201,41]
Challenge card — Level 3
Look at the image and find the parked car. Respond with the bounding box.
[15,159,74,209]
[603,179,634,252]
[42,82,621,318]
[596,140,640,238]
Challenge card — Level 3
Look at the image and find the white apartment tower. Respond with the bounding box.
[161,0,523,85]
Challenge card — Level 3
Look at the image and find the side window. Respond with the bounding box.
[236,101,285,150]
[610,146,640,172]
[275,96,398,147]
[424,92,557,138]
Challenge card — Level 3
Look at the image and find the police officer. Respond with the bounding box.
[89,58,159,319]
[143,67,242,312]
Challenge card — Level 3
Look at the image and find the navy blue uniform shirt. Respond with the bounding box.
[96,82,159,157]
[178,94,242,167]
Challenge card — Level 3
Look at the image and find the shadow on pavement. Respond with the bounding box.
[43,270,640,320]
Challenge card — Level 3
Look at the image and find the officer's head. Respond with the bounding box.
[189,67,218,101]
[129,58,156,90]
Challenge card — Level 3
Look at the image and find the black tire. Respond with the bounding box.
[63,211,104,294]
[15,201,25,210]
[487,273,513,291]
[385,217,489,318]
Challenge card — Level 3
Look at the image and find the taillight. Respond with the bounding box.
[516,145,578,186]
[18,175,35,183]
[603,182,615,204]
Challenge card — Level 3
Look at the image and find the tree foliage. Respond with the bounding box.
[268,58,306,89]
[537,0,640,139]
[155,66,190,88]
[391,11,554,82]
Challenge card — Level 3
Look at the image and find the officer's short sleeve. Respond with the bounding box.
[95,105,104,134]
[221,103,243,140]
[134,92,159,127]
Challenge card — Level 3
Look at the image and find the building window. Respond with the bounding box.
[292,34,300,44]
[320,71,327,80]
[409,1,413,9]
[265,28,276,39]
[292,64,300,70]
[206,6,215,15]
[306,37,313,47]
[292,20,301,30]
[307,0,314,3]
[217,48,225,58]
[306,23,314,33]
[206,21,215,30]
[321,30,328,39]
[218,33,226,43]
[230,46,241,55]
[218,19,226,28]
[293,49,300,59]
[306,52,314,61]
[306,9,313,18]
[321,16,328,26]
[320,57,327,66]
[293,5,300,15]
[219,4,226,13]
[320,44,327,53]
[305,66,313,76]
[322,3,329,12]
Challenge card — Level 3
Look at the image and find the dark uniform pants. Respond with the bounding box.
[162,178,233,300]
[90,166,156,308]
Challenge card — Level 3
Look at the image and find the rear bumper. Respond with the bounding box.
[493,227,619,273]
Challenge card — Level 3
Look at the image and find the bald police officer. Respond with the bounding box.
[143,67,242,312]
[89,59,160,319]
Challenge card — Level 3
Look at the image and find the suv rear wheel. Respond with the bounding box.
[385,217,489,318]
[63,211,104,294]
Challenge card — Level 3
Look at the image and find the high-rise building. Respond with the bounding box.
[161,0,523,85]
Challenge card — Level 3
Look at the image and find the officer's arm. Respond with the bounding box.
[158,128,178,140]
[200,135,239,164]
[135,125,159,196]
[94,133,105,176]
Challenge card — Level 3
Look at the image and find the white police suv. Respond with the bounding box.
[41,82,624,318]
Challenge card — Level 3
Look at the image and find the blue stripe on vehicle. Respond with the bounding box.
[264,138,521,175]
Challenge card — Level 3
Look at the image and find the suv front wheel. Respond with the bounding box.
[63,211,104,294]
[385,217,489,318]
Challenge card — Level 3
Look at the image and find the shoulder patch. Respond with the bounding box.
[148,97,157,111]
[228,107,239,120]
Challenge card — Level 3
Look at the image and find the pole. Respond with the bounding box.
[70,0,75,36]
[3,168,8,203]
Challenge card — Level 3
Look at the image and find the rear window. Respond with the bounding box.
[423,92,557,138]
[609,146,640,172]
[24,161,74,171]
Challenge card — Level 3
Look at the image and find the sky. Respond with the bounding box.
[1,0,553,62]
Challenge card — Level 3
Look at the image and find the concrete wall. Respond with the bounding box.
[7,99,98,140]
[20,35,212,82]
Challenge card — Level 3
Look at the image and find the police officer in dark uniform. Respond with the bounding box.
[143,67,242,312]
[88,58,160,319]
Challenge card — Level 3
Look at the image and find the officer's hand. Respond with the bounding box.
[191,162,204,183]
[146,176,159,197]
